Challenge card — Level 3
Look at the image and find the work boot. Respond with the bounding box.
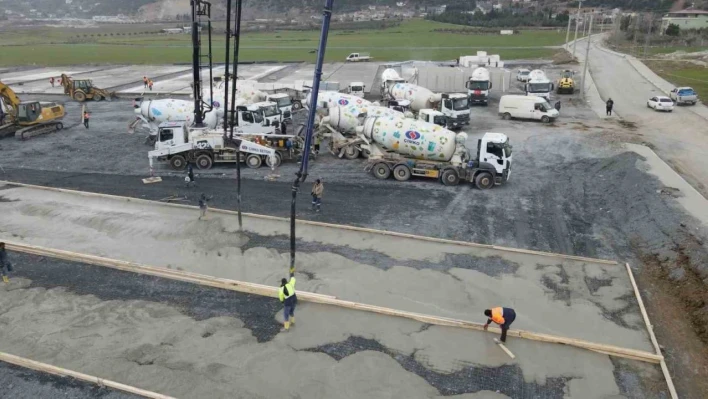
[280,321,290,332]
[316,205,321,213]
[2,276,9,283]
[290,317,295,325]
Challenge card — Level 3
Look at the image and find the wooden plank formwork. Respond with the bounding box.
[0,352,175,399]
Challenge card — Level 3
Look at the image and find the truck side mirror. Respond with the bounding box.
[489,82,493,90]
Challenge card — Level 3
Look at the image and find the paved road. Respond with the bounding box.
[576,36,708,196]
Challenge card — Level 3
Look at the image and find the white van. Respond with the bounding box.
[499,95,559,123]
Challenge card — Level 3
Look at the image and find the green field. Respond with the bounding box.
[0,19,565,66]
[644,60,708,102]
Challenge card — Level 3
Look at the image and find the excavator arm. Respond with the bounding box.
[0,81,21,122]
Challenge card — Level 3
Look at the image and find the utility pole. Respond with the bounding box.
[565,12,572,50]
[581,14,593,100]
[572,1,582,57]
[643,13,653,57]
[632,13,640,57]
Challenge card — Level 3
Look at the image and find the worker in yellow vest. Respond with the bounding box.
[483,307,516,342]
[279,275,297,332]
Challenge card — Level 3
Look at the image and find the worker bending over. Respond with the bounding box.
[279,274,297,332]
[483,307,516,342]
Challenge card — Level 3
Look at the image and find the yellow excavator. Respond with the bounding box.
[1,81,66,140]
[60,73,117,102]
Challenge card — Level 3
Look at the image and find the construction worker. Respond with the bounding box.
[186,164,195,187]
[311,178,323,212]
[483,307,516,342]
[143,76,148,88]
[49,77,55,87]
[83,110,90,129]
[278,274,297,332]
[280,120,287,135]
[606,98,614,116]
[314,134,321,154]
[198,193,211,220]
[148,80,154,91]
[0,242,14,284]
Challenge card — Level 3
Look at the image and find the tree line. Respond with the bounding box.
[428,8,569,28]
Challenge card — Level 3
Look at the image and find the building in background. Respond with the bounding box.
[660,8,708,34]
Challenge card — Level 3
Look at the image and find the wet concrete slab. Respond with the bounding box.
[0,182,654,353]
[1,66,106,86]
[0,251,668,399]
[119,64,286,95]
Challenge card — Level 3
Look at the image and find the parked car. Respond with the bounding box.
[669,87,698,105]
[647,96,674,112]
[516,69,531,82]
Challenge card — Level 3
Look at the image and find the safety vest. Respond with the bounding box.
[279,277,296,303]
[490,307,505,325]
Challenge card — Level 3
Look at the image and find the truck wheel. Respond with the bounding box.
[441,169,460,186]
[475,172,494,190]
[266,152,282,168]
[55,123,64,131]
[344,146,360,160]
[502,113,511,120]
[93,95,103,101]
[392,164,411,181]
[246,154,262,169]
[372,162,391,180]
[541,115,550,123]
[170,155,187,170]
[195,154,213,170]
[292,101,302,110]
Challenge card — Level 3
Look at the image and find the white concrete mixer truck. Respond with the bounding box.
[524,70,553,101]
[306,91,372,110]
[466,67,492,105]
[357,116,512,188]
[380,68,470,129]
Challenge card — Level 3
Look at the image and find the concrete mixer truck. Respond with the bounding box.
[358,116,511,188]
[307,91,372,110]
[524,70,553,101]
[466,67,492,105]
[380,68,470,129]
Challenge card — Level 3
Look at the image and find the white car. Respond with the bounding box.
[647,96,674,112]
[516,69,531,82]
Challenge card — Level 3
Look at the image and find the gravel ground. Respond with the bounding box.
[0,361,141,399]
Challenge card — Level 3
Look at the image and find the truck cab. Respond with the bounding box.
[466,67,492,105]
[265,93,294,120]
[417,109,447,127]
[439,93,470,129]
[155,121,190,151]
[347,82,366,98]
[251,101,283,127]
[473,132,512,186]
[525,70,553,101]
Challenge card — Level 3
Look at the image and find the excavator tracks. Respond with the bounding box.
[15,122,64,141]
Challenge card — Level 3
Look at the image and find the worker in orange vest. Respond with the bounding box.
[483,307,516,342]
[83,110,90,129]
[148,80,154,91]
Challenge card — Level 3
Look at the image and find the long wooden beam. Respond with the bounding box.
[625,263,678,398]
[0,351,175,399]
[0,180,618,265]
[5,241,661,364]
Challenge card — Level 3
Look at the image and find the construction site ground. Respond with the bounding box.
[1,54,708,397]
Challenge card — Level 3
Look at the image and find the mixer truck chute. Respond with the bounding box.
[358,116,511,188]
[466,67,492,105]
